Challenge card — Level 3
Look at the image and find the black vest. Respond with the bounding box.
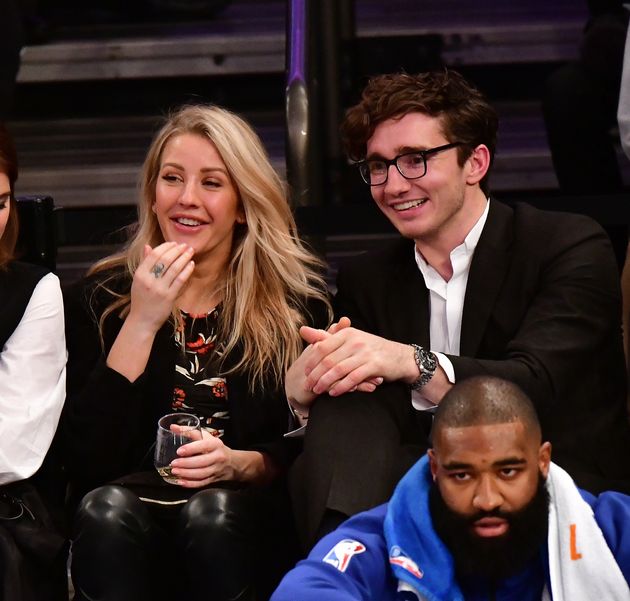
[0,261,49,350]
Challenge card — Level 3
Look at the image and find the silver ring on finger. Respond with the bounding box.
[151,262,165,279]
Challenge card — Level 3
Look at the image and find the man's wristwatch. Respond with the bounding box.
[410,344,438,390]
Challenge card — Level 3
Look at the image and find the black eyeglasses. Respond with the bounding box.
[358,142,463,186]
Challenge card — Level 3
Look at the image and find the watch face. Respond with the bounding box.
[420,348,437,371]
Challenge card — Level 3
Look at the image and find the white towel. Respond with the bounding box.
[542,462,630,601]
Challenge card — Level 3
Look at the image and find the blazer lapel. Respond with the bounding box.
[460,199,513,356]
[387,241,431,347]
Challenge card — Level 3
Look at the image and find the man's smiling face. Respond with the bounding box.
[366,112,474,246]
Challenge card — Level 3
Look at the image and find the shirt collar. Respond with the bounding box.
[414,198,490,273]
[461,197,490,253]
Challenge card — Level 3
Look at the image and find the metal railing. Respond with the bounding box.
[285,0,319,208]
[285,0,355,208]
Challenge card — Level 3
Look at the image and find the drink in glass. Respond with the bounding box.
[154,412,201,484]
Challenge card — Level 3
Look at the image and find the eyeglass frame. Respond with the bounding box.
[358,142,464,186]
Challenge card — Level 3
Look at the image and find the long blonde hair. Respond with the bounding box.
[90,104,331,390]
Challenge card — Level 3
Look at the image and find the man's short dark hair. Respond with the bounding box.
[431,376,541,445]
[340,69,498,195]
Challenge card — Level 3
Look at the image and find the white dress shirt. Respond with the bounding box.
[0,272,67,484]
[412,200,489,410]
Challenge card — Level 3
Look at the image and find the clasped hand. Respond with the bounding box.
[299,318,411,397]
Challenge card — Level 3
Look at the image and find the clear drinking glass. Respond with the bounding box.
[154,412,201,484]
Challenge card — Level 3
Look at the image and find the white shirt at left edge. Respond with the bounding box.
[0,272,67,485]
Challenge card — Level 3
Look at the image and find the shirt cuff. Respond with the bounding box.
[434,352,456,383]
[284,424,307,438]
[286,399,309,437]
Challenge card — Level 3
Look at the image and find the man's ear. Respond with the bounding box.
[538,441,552,478]
[428,449,438,481]
[465,144,491,186]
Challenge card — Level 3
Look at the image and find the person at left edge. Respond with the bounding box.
[61,104,331,601]
[0,123,67,601]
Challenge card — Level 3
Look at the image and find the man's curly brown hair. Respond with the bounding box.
[340,69,498,195]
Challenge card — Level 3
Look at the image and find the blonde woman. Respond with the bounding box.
[62,105,331,601]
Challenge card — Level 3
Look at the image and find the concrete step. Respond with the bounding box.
[10,101,562,208]
[10,111,285,207]
[17,0,587,83]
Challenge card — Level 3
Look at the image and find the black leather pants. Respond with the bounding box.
[71,484,287,601]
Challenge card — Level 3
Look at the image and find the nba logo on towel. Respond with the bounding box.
[323,539,366,572]
[389,546,424,579]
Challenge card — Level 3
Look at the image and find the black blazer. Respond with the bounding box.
[334,199,630,492]
[62,269,327,496]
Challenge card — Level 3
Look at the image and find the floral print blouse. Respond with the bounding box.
[172,306,232,446]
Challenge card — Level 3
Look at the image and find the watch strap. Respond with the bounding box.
[410,344,438,390]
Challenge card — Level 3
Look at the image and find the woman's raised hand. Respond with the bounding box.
[106,241,195,382]
[128,242,195,334]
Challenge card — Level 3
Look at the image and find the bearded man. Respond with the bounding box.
[273,376,630,600]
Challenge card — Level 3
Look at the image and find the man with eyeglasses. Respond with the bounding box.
[286,69,630,551]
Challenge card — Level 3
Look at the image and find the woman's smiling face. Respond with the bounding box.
[153,132,244,268]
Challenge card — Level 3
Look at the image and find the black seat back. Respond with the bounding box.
[15,195,58,271]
